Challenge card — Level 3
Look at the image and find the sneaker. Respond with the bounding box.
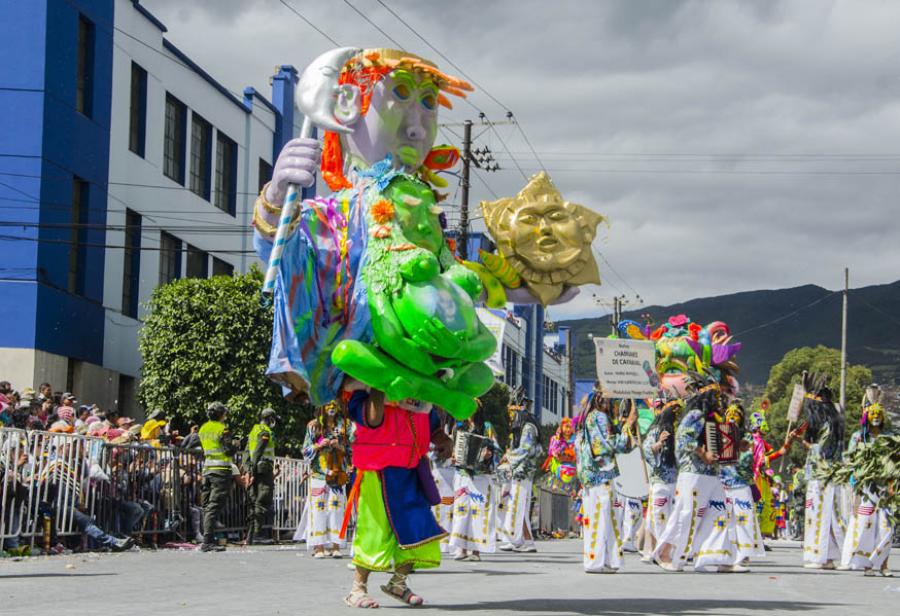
[836,564,851,571]
[514,543,537,553]
[199,543,226,552]
[313,550,327,559]
[331,549,343,559]
[453,550,468,561]
[655,559,681,572]
[803,563,823,569]
[879,567,894,577]
[498,543,515,552]
[640,554,653,564]
[823,561,836,570]
[468,553,481,562]
[601,566,619,574]
[110,537,136,553]
[864,568,875,577]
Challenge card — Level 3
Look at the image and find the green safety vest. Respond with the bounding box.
[248,423,275,462]
[199,420,231,472]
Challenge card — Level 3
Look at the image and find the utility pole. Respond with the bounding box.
[458,119,473,260]
[840,267,849,411]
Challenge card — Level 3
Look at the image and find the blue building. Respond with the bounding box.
[0,0,297,415]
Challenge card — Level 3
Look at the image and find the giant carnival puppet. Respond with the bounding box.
[253,48,605,607]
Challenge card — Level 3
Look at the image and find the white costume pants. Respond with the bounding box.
[621,497,644,552]
[432,465,456,553]
[803,479,845,565]
[582,482,625,571]
[653,472,735,571]
[449,472,497,553]
[304,478,346,549]
[840,497,893,570]
[646,482,675,547]
[499,478,534,547]
[725,485,765,561]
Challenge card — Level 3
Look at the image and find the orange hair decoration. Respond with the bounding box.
[371,199,395,224]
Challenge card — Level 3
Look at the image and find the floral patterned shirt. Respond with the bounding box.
[301,419,354,480]
[506,422,542,481]
[575,410,632,488]
[641,423,678,485]
[675,410,716,476]
[720,447,754,489]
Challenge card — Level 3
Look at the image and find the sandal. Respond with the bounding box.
[345,581,380,609]
[381,574,424,606]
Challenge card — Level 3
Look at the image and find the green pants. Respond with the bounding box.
[201,471,232,542]
[247,470,274,536]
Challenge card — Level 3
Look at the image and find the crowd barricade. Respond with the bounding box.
[0,427,310,548]
[536,484,579,535]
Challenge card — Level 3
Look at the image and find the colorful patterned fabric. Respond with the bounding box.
[506,423,542,481]
[674,410,716,476]
[351,471,443,571]
[575,410,631,488]
[641,423,677,485]
[720,448,754,489]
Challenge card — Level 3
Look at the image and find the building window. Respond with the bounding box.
[163,93,187,184]
[258,158,273,194]
[75,15,94,117]
[69,178,88,295]
[159,231,181,285]
[211,257,234,277]
[128,62,147,157]
[185,244,208,279]
[214,131,237,215]
[122,209,141,318]
[189,113,212,200]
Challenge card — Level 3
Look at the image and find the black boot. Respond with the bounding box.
[200,533,225,552]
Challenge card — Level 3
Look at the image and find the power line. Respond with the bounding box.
[732,291,841,336]
[596,252,641,300]
[342,0,404,48]
[278,0,341,46]
[856,297,900,328]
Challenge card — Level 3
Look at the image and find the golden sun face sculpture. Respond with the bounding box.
[481,172,606,305]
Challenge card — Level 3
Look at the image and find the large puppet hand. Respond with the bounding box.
[265,137,321,204]
[412,318,464,358]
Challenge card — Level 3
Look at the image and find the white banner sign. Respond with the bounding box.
[786,383,805,423]
[594,338,658,398]
[476,308,507,377]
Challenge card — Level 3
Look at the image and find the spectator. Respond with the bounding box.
[49,405,75,433]
[37,382,52,403]
[180,425,201,450]
[74,406,91,433]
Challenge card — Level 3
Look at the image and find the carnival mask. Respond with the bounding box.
[749,411,768,434]
[481,173,605,305]
[866,403,884,427]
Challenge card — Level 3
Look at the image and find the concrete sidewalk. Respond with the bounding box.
[1,540,897,615]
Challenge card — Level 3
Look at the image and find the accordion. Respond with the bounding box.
[705,421,739,465]
[453,431,492,473]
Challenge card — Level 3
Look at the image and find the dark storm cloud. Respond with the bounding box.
[139,0,900,319]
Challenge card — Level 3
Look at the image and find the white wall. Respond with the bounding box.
[102,0,278,382]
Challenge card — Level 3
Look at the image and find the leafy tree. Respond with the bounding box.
[752,345,871,470]
[138,266,313,452]
[480,381,511,449]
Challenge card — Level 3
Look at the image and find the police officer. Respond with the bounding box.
[199,402,238,552]
[246,408,278,545]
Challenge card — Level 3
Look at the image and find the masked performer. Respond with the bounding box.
[641,397,682,561]
[747,410,787,539]
[799,373,846,570]
[301,402,354,558]
[575,394,637,573]
[498,399,542,552]
[449,404,502,561]
[542,418,578,494]
[839,386,893,576]
[653,376,741,573]
[719,404,766,569]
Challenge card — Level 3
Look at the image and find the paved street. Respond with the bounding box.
[1,540,897,616]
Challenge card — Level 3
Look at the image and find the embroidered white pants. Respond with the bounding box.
[449,472,497,553]
[803,479,845,565]
[499,478,533,547]
[582,482,625,572]
[653,472,735,571]
[840,496,893,570]
[725,485,765,561]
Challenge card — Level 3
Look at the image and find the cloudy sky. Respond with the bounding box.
[142,0,900,320]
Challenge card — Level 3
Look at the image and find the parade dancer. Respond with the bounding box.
[839,386,893,577]
[499,398,542,553]
[342,388,453,608]
[799,373,846,570]
[301,402,353,558]
[748,409,787,540]
[641,398,682,561]
[653,377,742,573]
[449,405,502,561]
[575,393,637,573]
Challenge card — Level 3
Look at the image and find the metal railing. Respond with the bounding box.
[0,428,309,548]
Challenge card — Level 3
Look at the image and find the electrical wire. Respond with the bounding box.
[278,0,341,46]
[732,291,841,336]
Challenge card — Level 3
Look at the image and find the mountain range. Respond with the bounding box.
[561,279,900,386]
